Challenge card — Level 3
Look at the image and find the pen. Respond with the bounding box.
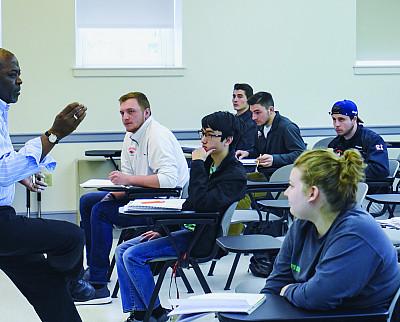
[140,200,165,204]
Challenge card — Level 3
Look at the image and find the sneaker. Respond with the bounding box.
[74,284,112,305]
[82,267,90,281]
[125,313,158,322]
[70,279,95,301]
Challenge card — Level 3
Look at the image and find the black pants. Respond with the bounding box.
[0,206,83,322]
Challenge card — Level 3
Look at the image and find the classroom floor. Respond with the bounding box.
[0,242,260,322]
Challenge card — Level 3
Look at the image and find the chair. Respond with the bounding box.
[312,137,334,149]
[140,201,238,322]
[208,165,292,277]
[367,159,400,217]
[107,187,184,297]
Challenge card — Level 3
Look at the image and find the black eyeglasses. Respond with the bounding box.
[197,130,223,139]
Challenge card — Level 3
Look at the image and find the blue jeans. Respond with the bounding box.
[115,229,192,312]
[80,191,150,284]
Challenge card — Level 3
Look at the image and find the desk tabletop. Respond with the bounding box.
[85,149,122,158]
[119,208,219,220]
[366,194,400,204]
[218,294,388,322]
[246,180,289,190]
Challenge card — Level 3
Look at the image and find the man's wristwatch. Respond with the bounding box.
[45,131,60,144]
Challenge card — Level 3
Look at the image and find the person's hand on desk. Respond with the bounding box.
[192,147,215,161]
[109,170,131,185]
[20,173,47,192]
[235,150,249,159]
[257,154,274,167]
[140,230,161,241]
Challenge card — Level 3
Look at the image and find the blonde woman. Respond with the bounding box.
[262,149,400,310]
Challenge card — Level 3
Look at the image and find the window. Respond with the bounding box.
[354,0,400,74]
[75,0,182,69]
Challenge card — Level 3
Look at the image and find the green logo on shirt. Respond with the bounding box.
[291,263,301,273]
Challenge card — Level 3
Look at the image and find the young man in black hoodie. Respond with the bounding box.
[114,111,247,322]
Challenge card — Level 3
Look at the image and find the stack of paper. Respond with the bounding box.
[168,293,265,321]
[122,198,186,212]
[80,179,125,188]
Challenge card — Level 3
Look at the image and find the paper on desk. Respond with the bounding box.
[168,293,265,316]
[239,159,257,166]
[80,179,125,188]
[378,217,400,229]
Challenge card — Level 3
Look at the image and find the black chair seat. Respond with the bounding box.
[217,235,282,253]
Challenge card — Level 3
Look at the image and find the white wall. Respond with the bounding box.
[2,0,400,214]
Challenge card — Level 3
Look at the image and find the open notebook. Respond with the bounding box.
[168,293,265,321]
[122,199,186,212]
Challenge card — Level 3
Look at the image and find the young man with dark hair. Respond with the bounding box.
[236,91,306,178]
[78,91,189,304]
[232,83,257,151]
[115,111,247,322]
[328,99,389,180]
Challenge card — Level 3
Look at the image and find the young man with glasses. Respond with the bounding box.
[78,92,189,304]
[236,91,306,178]
[328,99,389,181]
[115,111,247,322]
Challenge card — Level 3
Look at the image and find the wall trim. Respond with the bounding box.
[10,125,400,146]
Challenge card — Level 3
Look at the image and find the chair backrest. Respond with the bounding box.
[194,201,238,264]
[312,137,334,149]
[220,201,239,237]
[269,164,293,199]
[181,180,190,199]
[356,182,368,206]
[389,159,400,178]
[388,284,400,322]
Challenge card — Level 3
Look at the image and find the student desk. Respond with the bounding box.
[84,149,122,170]
[218,294,388,322]
[366,194,400,218]
[119,208,220,322]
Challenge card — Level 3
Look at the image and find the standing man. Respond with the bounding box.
[232,83,257,152]
[0,48,91,322]
[79,92,189,304]
[236,91,306,178]
[328,99,389,181]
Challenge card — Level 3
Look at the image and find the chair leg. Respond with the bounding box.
[112,280,119,298]
[207,260,217,276]
[224,253,241,290]
[177,267,194,293]
[107,230,127,281]
[144,262,171,322]
[190,260,211,294]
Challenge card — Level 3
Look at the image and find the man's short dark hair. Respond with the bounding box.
[247,91,274,109]
[201,111,239,150]
[233,83,253,99]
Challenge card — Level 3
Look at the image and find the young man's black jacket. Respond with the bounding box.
[181,151,247,257]
[248,112,306,176]
[328,125,389,180]
[235,109,257,152]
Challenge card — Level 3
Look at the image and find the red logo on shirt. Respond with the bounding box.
[128,146,136,155]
